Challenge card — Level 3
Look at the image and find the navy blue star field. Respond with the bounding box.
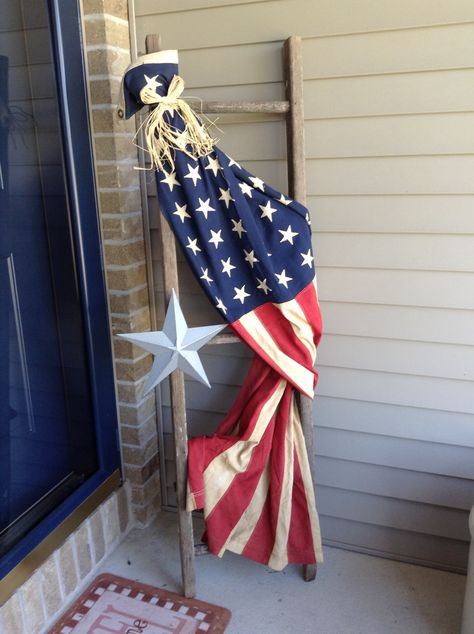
[122,57,315,323]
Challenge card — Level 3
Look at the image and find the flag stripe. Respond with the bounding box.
[233,312,315,398]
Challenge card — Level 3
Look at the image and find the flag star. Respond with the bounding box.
[228,156,241,169]
[305,212,311,225]
[279,194,291,206]
[184,163,201,186]
[209,229,224,249]
[279,224,299,245]
[249,176,265,191]
[218,187,234,209]
[259,201,277,222]
[215,297,227,315]
[239,182,253,198]
[221,257,236,277]
[256,277,272,295]
[173,202,190,223]
[275,269,293,288]
[205,155,221,177]
[186,236,201,256]
[244,249,259,268]
[143,74,162,91]
[233,285,250,304]
[301,249,315,267]
[231,218,246,239]
[200,267,213,285]
[160,170,180,191]
[195,197,215,219]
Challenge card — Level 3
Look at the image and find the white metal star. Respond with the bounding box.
[218,187,234,209]
[300,249,314,267]
[186,236,201,255]
[249,176,265,191]
[209,229,224,249]
[160,171,180,191]
[173,202,190,223]
[231,218,246,238]
[184,163,201,186]
[275,269,293,288]
[256,277,272,294]
[205,155,221,177]
[239,182,253,198]
[221,257,236,277]
[195,197,215,219]
[118,290,225,392]
[279,224,299,245]
[259,201,277,222]
[233,284,250,304]
[244,249,259,268]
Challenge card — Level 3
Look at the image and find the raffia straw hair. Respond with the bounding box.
[135,74,215,172]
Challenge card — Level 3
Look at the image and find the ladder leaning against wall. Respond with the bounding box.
[142,33,316,598]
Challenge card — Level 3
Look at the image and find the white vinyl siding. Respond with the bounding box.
[133,0,474,572]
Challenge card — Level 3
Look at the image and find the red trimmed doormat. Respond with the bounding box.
[49,573,231,634]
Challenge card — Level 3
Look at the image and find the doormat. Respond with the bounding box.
[49,572,231,634]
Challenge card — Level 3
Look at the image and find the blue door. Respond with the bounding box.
[0,0,120,574]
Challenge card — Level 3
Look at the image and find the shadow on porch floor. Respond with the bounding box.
[96,511,465,633]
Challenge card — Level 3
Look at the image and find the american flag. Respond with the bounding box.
[121,51,323,570]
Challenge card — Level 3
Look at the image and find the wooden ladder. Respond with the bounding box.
[144,34,316,598]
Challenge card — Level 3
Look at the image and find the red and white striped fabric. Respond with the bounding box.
[187,278,323,570]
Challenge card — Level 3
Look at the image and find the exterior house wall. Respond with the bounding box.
[133,0,474,572]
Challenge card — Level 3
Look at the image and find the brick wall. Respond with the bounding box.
[82,0,161,525]
[0,486,131,634]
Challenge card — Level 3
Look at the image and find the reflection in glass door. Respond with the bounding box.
[0,0,99,557]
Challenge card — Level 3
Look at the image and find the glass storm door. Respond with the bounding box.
[0,0,116,563]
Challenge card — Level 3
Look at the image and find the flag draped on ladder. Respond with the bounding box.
[120,49,324,570]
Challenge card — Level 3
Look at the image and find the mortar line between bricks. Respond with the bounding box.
[86,43,130,54]
[115,351,149,363]
[89,73,122,81]
[118,393,155,409]
[83,13,129,26]
[107,258,146,268]
[110,283,148,296]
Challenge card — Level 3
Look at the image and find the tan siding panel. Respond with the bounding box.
[315,486,469,541]
[315,397,474,448]
[305,113,474,158]
[319,302,474,346]
[319,516,469,573]
[304,70,474,118]
[305,156,474,195]
[135,0,474,49]
[317,334,474,381]
[314,233,474,271]
[309,195,474,234]
[302,23,474,79]
[317,367,474,414]
[317,268,474,310]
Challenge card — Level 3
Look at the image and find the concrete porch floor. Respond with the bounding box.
[97,512,466,633]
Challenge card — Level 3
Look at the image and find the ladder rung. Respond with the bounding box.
[189,100,290,114]
[207,332,241,345]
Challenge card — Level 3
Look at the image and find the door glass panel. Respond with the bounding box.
[0,0,98,556]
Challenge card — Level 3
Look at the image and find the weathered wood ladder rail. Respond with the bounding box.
[145,33,316,598]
